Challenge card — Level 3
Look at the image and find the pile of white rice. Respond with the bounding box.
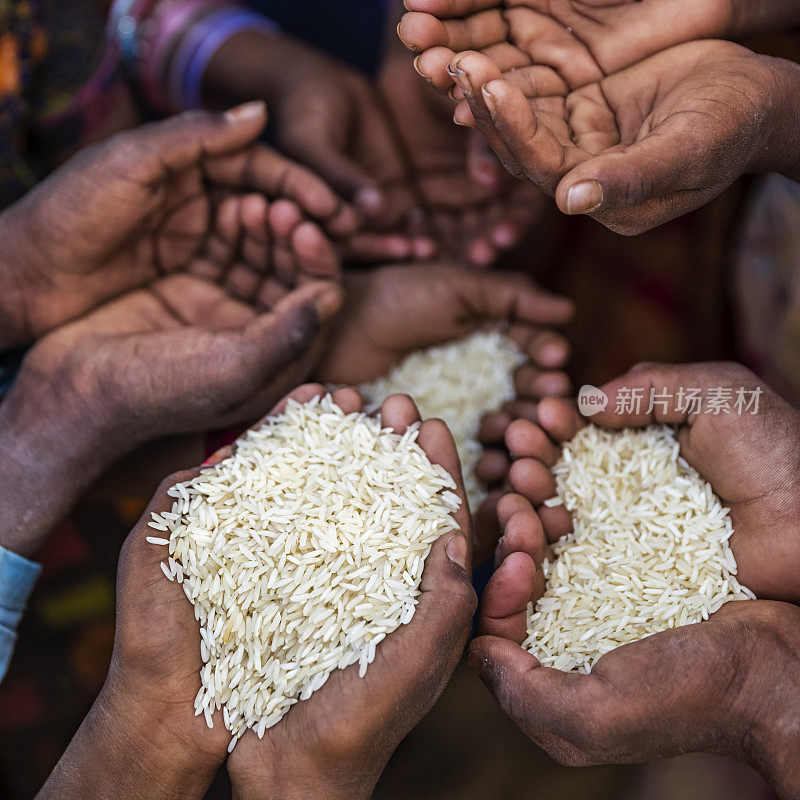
[147,395,460,749]
[360,331,525,510]
[524,424,755,673]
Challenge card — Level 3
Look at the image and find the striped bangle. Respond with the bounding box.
[175,9,278,110]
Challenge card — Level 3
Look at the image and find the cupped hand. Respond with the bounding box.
[378,53,546,267]
[503,361,800,603]
[316,263,573,563]
[225,389,476,800]
[398,38,800,235]
[17,273,342,474]
[204,31,437,262]
[398,0,735,92]
[95,385,369,795]
[471,494,800,799]
[0,103,352,347]
[316,263,573,386]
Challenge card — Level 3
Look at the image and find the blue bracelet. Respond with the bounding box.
[181,10,279,109]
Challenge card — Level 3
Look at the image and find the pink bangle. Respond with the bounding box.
[138,0,229,112]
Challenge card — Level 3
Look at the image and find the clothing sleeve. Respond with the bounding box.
[0,545,41,682]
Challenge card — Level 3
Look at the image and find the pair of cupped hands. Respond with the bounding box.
[40,365,800,800]
[399,0,800,235]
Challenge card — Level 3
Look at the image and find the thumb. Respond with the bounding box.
[555,126,724,232]
[280,94,385,216]
[475,272,575,326]
[105,102,268,185]
[236,281,343,380]
[468,635,595,742]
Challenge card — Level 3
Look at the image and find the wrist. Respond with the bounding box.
[39,679,220,800]
[229,749,375,800]
[0,359,118,557]
[202,29,319,109]
[0,206,37,349]
[731,609,800,798]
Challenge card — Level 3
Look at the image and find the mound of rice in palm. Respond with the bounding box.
[360,331,525,511]
[147,395,460,748]
[524,424,755,673]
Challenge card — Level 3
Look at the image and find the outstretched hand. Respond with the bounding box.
[0,103,352,347]
[442,41,800,234]
[472,493,800,798]
[502,361,800,603]
[225,387,476,800]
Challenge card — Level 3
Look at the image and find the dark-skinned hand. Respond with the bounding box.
[0,102,353,349]
[397,7,800,235]
[472,492,800,800]
[315,262,574,561]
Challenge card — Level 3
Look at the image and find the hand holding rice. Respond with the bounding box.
[525,424,755,673]
[147,391,469,750]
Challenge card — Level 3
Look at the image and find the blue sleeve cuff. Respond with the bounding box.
[0,545,41,681]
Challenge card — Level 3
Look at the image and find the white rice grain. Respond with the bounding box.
[524,424,755,673]
[152,395,461,743]
[359,331,524,510]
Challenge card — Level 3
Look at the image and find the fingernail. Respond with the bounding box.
[355,187,384,215]
[396,22,413,49]
[453,112,469,127]
[468,648,487,674]
[313,286,343,320]
[412,56,428,80]
[566,180,603,214]
[446,533,468,569]
[481,86,497,116]
[493,223,518,248]
[225,100,266,123]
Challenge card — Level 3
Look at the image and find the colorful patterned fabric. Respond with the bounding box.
[0,0,134,209]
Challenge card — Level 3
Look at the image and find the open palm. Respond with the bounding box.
[441,40,787,234]
[0,106,350,345]
[399,0,733,91]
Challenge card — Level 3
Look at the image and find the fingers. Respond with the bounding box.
[479,495,548,642]
[479,552,536,642]
[461,271,575,328]
[205,146,359,237]
[398,8,506,54]
[479,79,582,193]
[279,91,386,218]
[106,103,268,186]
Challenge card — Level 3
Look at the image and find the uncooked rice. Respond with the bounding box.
[360,331,525,510]
[525,424,755,673]
[148,395,461,749]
